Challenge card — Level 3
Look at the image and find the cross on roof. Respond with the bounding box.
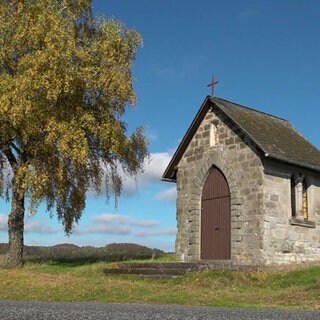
[207,76,219,97]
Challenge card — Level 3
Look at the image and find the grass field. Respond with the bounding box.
[0,255,320,310]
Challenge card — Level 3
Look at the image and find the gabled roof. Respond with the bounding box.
[163,96,320,182]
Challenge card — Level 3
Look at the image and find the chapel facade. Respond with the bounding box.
[163,96,320,267]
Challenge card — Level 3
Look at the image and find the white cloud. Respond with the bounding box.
[76,213,132,235]
[131,220,160,227]
[74,224,131,236]
[74,213,161,236]
[134,227,177,238]
[154,187,177,202]
[0,214,58,234]
[91,213,160,228]
[87,151,173,198]
[139,152,173,184]
[92,213,131,224]
[121,152,173,196]
[24,221,59,234]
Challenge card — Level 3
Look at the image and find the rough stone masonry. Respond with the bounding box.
[163,96,320,268]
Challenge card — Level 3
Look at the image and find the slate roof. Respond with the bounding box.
[163,96,320,181]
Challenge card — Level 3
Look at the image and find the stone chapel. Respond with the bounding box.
[163,96,320,267]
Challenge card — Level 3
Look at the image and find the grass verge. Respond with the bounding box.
[0,257,319,310]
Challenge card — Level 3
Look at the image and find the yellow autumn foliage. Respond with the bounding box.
[0,0,148,234]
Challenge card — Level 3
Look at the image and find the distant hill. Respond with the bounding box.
[0,242,164,263]
[105,243,160,255]
[51,243,80,249]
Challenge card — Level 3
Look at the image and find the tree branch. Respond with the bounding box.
[3,146,17,167]
[9,141,21,157]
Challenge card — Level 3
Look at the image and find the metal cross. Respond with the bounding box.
[207,76,219,97]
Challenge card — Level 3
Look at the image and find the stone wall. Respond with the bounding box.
[262,159,320,265]
[176,106,265,266]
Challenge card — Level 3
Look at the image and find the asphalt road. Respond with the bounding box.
[0,300,319,320]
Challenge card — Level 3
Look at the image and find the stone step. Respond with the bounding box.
[202,260,233,269]
[104,267,190,276]
[113,262,205,270]
[103,262,210,277]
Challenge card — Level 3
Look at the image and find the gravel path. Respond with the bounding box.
[0,300,319,320]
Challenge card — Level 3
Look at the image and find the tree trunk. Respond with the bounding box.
[5,185,25,267]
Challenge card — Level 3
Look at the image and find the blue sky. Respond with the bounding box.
[1,0,320,251]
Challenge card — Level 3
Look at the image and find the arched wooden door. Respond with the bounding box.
[201,166,231,260]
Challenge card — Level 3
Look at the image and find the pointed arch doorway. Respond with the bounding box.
[201,166,231,260]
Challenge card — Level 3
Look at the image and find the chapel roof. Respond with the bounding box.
[163,96,320,181]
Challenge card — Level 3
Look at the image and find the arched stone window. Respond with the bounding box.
[290,174,314,227]
[302,178,308,220]
[210,123,219,147]
[290,173,307,220]
[291,175,296,217]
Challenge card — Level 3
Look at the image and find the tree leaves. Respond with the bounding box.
[0,0,148,234]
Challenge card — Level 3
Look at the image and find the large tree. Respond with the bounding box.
[0,0,148,267]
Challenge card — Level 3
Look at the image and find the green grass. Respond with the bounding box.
[0,256,320,310]
[115,253,177,264]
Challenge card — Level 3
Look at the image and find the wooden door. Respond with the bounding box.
[201,166,231,260]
